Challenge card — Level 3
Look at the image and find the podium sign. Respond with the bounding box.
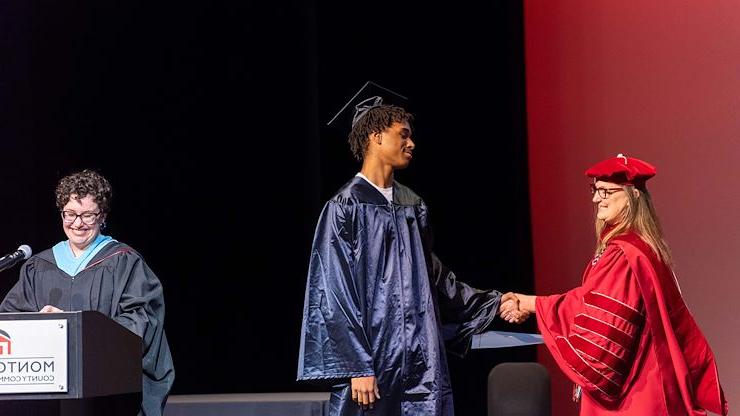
[0,312,142,415]
[0,319,68,393]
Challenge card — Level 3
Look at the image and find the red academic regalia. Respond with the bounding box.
[536,232,727,415]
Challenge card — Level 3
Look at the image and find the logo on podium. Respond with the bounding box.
[0,320,68,393]
[0,330,9,355]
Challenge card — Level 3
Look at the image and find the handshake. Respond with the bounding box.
[498,292,531,324]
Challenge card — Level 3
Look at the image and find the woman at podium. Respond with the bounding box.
[0,169,175,416]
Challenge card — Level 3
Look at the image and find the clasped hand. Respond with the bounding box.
[39,305,63,313]
[498,292,529,324]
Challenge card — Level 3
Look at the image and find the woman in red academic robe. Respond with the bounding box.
[507,154,728,415]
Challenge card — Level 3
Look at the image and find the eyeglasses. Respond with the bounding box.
[61,210,102,225]
[589,184,624,199]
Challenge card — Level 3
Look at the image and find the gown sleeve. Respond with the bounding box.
[0,260,40,312]
[430,252,502,357]
[112,251,175,416]
[536,245,645,404]
[297,201,375,381]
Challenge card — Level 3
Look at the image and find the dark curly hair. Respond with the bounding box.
[55,169,113,214]
[348,105,414,160]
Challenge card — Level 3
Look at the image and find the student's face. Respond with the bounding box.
[375,121,415,169]
[61,194,104,253]
[591,180,629,225]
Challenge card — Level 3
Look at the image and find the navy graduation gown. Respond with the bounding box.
[0,241,175,416]
[297,177,501,416]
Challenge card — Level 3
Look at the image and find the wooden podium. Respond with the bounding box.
[0,311,142,415]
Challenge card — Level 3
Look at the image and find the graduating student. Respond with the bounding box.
[505,155,727,415]
[297,82,522,416]
[0,169,175,416]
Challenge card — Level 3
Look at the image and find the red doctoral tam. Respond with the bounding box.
[585,153,656,186]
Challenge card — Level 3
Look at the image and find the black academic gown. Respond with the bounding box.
[0,241,175,416]
[297,177,501,416]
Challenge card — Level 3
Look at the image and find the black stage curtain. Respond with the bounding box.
[0,2,532,414]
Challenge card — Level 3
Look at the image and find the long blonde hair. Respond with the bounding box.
[595,185,673,266]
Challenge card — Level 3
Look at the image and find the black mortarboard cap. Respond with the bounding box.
[326,81,409,129]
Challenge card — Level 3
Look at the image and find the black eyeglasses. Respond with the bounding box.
[61,210,102,225]
[589,184,624,199]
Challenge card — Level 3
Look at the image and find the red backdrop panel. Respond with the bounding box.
[524,1,740,414]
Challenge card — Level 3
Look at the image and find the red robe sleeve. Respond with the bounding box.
[535,245,645,404]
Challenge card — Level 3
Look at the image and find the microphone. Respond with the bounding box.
[0,245,32,273]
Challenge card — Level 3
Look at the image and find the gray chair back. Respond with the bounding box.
[487,362,551,416]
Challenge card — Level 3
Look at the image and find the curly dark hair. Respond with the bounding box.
[55,169,113,214]
[348,105,414,160]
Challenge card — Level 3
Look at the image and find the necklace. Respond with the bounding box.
[592,247,606,265]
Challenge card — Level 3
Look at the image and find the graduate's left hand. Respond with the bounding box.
[351,376,380,410]
[39,305,64,313]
